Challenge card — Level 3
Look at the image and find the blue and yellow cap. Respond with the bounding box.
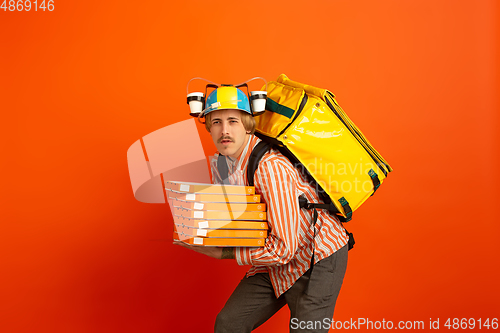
[203,86,251,117]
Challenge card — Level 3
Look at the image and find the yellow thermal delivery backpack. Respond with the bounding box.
[248,74,393,222]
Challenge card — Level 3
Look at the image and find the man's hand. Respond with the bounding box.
[173,240,235,260]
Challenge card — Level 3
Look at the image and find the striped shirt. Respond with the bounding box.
[210,134,349,297]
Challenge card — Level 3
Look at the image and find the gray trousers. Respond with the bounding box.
[214,244,348,333]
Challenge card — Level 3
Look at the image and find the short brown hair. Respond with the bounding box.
[205,110,256,134]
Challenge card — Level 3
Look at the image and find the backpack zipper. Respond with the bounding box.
[277,94,309,137]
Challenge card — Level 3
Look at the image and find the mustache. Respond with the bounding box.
[218,136,234,143]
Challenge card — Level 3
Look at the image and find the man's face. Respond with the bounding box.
[208,109,249,159]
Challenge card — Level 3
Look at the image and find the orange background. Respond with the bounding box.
[1,0,499,332]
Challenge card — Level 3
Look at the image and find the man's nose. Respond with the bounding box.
[221,121,229,135]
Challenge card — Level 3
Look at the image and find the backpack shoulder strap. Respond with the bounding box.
[216,154,231,185]
[247,140,272,186]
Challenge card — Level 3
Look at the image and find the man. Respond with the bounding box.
[175,86,349,333]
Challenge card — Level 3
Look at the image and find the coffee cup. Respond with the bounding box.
[187,92,205,117]
[250,91,267,115]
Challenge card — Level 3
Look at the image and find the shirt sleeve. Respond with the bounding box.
[235,157,300,267]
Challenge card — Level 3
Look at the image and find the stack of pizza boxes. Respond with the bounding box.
[165,181,268,247]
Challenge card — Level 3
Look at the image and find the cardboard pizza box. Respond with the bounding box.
[165,181,255,195]
[172,206,266,221]
[173,216,269,230]
[173,232,265,247]
[172,199,266,212]
[174,223,268,238]
[166,189,261,203]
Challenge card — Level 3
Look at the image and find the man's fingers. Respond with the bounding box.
[173,240,191,248]
[174,240,203,252]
